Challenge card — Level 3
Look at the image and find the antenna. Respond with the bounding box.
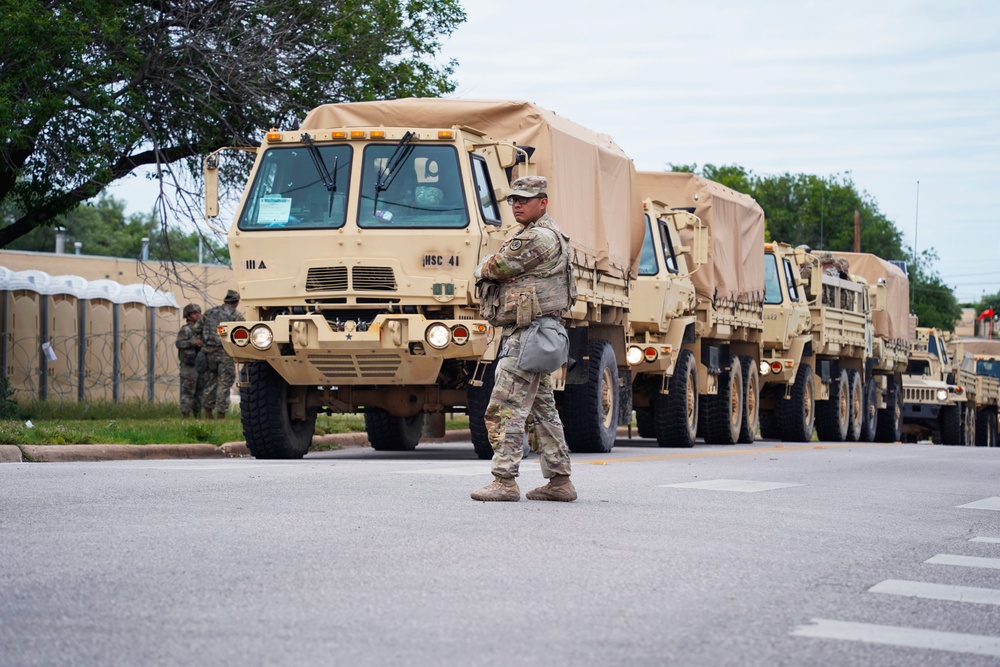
[911,180,920,307]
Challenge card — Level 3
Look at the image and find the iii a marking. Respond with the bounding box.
[246,259,268,270]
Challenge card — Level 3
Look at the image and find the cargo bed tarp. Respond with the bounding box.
[636,172,765,302]
[832,252,911,344]
[301,99,645,276]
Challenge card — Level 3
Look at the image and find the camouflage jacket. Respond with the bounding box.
[479,214,575,328]
[199,304,245,348]
[175,323,200,366]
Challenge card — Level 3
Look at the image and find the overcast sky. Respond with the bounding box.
[110,0,1000,303]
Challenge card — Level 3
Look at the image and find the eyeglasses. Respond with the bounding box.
[505,195,543,206]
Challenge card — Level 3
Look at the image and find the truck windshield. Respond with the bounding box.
[358,145,468,228]
[977,359,1000,379]
[638,216,658,276]
[237,146,352,230]
[764,253,783,304]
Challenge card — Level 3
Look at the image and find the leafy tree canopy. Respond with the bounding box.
[670,163,961,331]
[0,0,466,247]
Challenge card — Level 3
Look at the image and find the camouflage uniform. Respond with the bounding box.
[480,211,573,480]
[175,310,202,416]
[199,292,245,417]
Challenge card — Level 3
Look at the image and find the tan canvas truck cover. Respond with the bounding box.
[301,98,645,277]
[831,252,911,344]
[955,338,1000,357]
[636,172,765,302]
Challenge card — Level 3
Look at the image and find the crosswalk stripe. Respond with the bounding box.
[660,479,803,492]
[958,497,1000,511]
[926,554,1000,570]
[792,618,1000,657]
[971,537,1000,544]
[869,579,1000,605]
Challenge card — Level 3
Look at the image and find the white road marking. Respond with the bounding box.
[391,466,490,476]
[971,537,1000,544]
[869,579,1000,605]
[958,497,1000,511]
[792,618,1000,657]
[926,554,1000,570]
[660,479,803,493]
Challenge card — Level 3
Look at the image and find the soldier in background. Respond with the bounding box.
[175,303,203,418]
[470,175,577,503]
[199,289,245,419]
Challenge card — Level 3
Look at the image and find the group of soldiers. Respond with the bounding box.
[175,289,245,419]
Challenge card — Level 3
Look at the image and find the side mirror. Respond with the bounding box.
[690,224,708,267]
[495,144,518,169]
[204,153,220,219]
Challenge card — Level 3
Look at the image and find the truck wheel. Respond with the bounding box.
[940,404,962,445]
[975,407,998,447]
[875,377,902,442]
[654,349,698,448]
[962,404,976,446]
[859,373,878,442]
[779,363,814,443]
[816,369,849,441]
[759,409,779,439]
[467,360,497,460]
[560,339,619,453]
[635,408,655,438]
[737,356,759,443]
[240,361,317,459]
[364,409,424,451]
[703,358,743,445]
[845,369,863,442]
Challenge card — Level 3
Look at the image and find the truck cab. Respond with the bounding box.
[902,326,969,444]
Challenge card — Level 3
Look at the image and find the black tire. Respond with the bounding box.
[962,404,976,446]
[467,360,497,460]
[859,373,878,442]
[560,339,619,453]
[759,409,779,439]
[654,349,698,448]
[240,361,317,459]
[703,357,743,445]
[975,407,998,447]
[940,404,962,445]
[875,377,902,442]
[737,356,759,444]
[364,409,424,451]
[635,408,655,438]
[779,363,815,443]
[816,369,849,442]
[845,369,863,442]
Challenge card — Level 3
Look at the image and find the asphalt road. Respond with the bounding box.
[2,436,999,666]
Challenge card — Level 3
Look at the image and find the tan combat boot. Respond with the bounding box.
[526,475,577,502]
[470,476,520,502]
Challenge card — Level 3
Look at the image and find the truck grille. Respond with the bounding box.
[304,266,397,293]
[905,387,941,403]
[306,267,348,292]
[310,354,402,379]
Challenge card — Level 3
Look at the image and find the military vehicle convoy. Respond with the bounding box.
[757,247,910,443]
[204,98,647,459]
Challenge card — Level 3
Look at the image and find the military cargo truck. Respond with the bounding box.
[758,247,909,443]
[204,98,645,459]
[946,338,1000,446]
[902,326,969,445]
[633,173,765,446]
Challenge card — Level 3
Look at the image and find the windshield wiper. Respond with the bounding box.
[301,133,338,214]
[374,131,414,214]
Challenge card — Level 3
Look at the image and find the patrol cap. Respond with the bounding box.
[223,289,240,303]
[182,303,201,317]
[509,175,548,198]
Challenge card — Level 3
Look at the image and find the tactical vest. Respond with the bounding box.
[493,217,576,327]
[177,324,198,365]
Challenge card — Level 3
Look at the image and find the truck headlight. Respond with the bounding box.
[425,322,451,349]
[250,325,274,350]
[627,346,643,366]
[759,361,770,376]
[935,388,948,401]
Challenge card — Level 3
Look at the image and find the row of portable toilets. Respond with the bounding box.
[0,267,183,404]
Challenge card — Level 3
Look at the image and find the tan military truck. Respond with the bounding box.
[758,247,909,443]
[902,326,969,444]
[203,98,645,459]
[946,338,1000,446]
[633,172,765,446]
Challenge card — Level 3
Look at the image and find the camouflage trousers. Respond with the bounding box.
[485,328,572,479]
[179,363,202,415]
[200,347,236,416]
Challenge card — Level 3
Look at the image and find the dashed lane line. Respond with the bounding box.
[792,618,1000,658]
[869,579,1000,606]
[660,479,803,493]
[926,554,1000,570]
[585,441,900,465]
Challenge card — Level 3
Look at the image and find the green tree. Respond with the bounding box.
[0,0,466,247]
[907,248,961,331]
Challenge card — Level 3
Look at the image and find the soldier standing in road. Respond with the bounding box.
[175,303,203,418]
[199,289,245,419]
[471,176,577,502]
